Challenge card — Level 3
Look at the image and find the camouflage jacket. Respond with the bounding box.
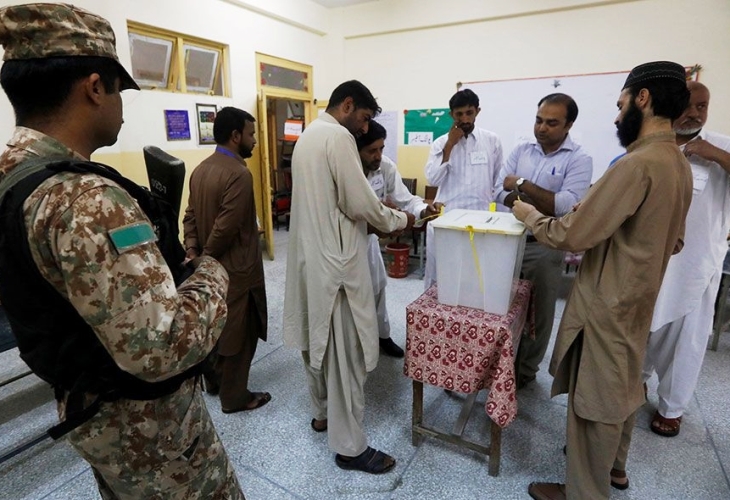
[0,127,242,499]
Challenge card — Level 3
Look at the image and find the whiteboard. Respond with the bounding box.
[462,71,630,183]
[374,110,398,164]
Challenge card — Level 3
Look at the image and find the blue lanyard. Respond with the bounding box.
[215,146,241,162]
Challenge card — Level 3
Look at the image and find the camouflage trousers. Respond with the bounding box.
[66,380,244,499]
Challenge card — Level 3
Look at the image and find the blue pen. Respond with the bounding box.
[551,167,555,175]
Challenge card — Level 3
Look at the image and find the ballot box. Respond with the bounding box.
[431,209,526,314]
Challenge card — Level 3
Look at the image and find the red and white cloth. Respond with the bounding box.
[404,281,533,428]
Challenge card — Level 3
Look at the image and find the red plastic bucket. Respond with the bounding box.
[385,243,410,278]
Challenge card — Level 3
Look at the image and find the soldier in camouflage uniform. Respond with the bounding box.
[0,4,244,499]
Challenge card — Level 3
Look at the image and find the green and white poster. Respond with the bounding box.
[404,108,451,145]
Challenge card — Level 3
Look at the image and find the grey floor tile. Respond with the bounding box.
[1,228,729,499]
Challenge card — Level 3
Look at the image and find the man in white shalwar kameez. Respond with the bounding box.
[356,121,441,358]
[643,81,730,437]
[283,81,414,474]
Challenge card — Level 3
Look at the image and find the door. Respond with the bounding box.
[257,92,275,259]
[257,91,312,259]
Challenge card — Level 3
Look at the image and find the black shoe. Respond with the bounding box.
[379,338,404,358]
[516,373,536,390]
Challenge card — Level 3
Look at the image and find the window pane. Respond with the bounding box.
[129,33,172,89]
[260,63,308,92]
[184,44,220,94]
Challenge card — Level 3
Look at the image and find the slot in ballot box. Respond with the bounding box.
[431,209,526,314]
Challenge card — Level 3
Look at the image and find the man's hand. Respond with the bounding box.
[512,199,538,222]
[684,138,722,162]
[446,123,465,147]
[404,211,416,230]
[182,247,199,266]
[503,175,519,191]
[420,202,443,219]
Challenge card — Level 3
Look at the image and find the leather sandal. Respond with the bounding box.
[335,447,396,474]
[610,468,629,490]
[310,418,327,432]
[650,410,682,437]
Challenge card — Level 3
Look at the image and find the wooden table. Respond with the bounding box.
[404,281,533,476]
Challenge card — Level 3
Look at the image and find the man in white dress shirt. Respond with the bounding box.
[643,81,730,437]
[423,89,503,288]
[494,93,593,389]
[356,121,440,358]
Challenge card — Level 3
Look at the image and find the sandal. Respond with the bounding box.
[650,410,681,437]
[335,447,396,474]
[610,468,629,490]
[311,418,327,432]
[221,392,272,414]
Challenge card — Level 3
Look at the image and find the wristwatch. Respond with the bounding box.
[515,177,526,193]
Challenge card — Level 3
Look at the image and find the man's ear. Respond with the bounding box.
[342,96,354,114]
[634,88,652,112]
[82,73,104,105]
[230,129,241,144]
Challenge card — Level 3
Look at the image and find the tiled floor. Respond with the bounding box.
[1,229,729,499]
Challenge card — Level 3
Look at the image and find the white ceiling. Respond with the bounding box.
[309,0,378,8]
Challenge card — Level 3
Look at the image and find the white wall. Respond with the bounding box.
[338,0,730,140]
[0,0,335,154]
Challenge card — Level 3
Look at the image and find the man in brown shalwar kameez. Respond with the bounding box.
[184,107,270,413]
[513,62,693,500]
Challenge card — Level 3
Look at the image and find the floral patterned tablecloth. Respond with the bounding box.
[404,280,533,428]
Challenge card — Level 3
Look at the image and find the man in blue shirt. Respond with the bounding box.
[494,93,593,389]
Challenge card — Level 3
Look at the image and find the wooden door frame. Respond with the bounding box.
[255,53,313,259]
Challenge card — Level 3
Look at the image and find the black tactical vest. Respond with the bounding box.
[0,158,199,438]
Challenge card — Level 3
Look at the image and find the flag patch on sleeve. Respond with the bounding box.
[108,222,158,253]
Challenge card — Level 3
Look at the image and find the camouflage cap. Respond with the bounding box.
[0,2,139,90]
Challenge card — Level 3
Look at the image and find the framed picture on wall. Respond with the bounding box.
[196,104,217,145]
[164,109,191,141]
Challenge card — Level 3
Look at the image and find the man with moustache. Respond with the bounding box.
[184,107,270,413]
[494,93,593,389]
[423,88,503,288]
[512,61,692,500]
[643,81,730,438]
[284,81,414,473]
[356,120,441,358]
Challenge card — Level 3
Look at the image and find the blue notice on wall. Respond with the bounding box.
[164,110,191,141]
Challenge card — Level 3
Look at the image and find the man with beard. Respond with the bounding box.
[356,120,441,358]
[512,61,692,500]
[494,93,593,389]
[284,81,414,473]
[184,107,270,413]
[423,88,503,288]
[643,81,730,437]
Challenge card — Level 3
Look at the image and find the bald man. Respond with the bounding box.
[643,82,730,438]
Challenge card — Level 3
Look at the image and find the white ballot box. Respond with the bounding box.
[432,209,526,314]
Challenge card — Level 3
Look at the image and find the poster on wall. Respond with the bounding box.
[373,110,398,163]
[196,104,217,145]
[164,110,191,141]
[283,119,304,141]
[403,108,450,145]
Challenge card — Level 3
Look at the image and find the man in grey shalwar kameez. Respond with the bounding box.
[283,80,414,474]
